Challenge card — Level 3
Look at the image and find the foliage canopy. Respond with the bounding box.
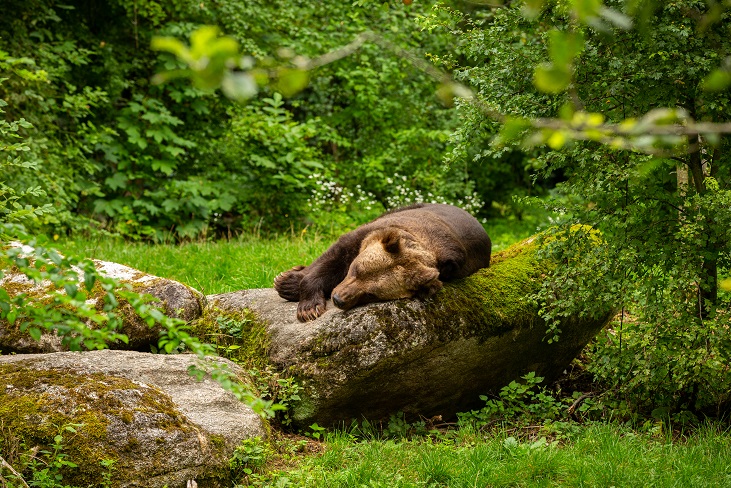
[420,0,731,416]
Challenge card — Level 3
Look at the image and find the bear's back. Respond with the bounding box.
[374,204,483,240]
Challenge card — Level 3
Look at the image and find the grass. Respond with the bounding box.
[54,213,545,295]
[54,232,332,295]
[261,423,731,487]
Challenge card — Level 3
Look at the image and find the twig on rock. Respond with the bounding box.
[0,455,30,488]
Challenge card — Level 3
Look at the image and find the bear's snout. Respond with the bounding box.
[332,293,345,309]
[331,289,360,310]
[331,280,367,311]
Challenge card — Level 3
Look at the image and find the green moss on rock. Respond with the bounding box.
[191,307,272,370]
[431,236,544,341]
[0,363,222,486]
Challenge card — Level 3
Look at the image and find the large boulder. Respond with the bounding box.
[207,236,613,427]
[0,350,266,487]
[0,258,203,353]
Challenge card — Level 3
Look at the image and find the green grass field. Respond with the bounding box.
[54,213,544,295]
[50,214,731,487]
[55,233,331,295]
[264,422,731,487]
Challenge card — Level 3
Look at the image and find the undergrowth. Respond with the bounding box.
[229,369,731,487]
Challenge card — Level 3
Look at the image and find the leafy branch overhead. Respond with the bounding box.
[151,25,310,100]
[152,1,731,156]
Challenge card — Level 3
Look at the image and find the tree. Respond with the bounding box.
[422,0,731,415]
[2,0,478,238]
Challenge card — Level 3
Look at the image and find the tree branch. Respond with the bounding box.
[307,32,731,155]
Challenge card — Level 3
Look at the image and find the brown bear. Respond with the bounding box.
[274,203,492,321]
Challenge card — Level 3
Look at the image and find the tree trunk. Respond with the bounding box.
[688,138,719,317]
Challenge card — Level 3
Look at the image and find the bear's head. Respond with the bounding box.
[331,227,442,311]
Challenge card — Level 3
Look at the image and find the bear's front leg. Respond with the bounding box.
[297,292,327,322]
[274,265,306,301]
[296,273,339,321]
[279,227,365,321]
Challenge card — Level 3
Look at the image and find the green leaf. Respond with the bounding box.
[188,27,217,60]
[495,116,532,144]
[571,0,601,23]
[548,30,584,67]
[150,36,189,59]
[84,271,96,292]
[105,292,118,309]
[635,158,666,178]
[64,284,78,298]
[148,309,165,321]
[28,327,42,341]
[521,0,544,17]
[701,69,731,92]
[534,63,571,93]
[104,172,128,191]
[151,160,175,176]
[206,37,240,61]
[151,69,193,86]
[47,249,63,265]
[274,68,310,97]
[559,102,576,120]
[546,130,568,149]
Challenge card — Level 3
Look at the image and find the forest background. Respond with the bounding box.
[2,0,731,443]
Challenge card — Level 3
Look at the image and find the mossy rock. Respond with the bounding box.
[207,235,613,427]
[0,350,267,487]
[0,259,203,353]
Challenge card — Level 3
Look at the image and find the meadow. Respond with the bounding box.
[258,423,731,487]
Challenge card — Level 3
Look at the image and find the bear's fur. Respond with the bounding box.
[274,203,492,321]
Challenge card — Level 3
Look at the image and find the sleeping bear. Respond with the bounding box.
[274,203,492,322]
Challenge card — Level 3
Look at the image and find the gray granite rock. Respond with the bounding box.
[0,350,266,487]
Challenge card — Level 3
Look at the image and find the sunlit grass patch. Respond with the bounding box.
[258,423,731,487]
[53,234,331,295]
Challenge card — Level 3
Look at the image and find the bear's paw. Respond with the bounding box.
[297,295,327,322]
[274,266,306,302]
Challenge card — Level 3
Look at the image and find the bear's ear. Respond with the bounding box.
[381,230,401,254]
